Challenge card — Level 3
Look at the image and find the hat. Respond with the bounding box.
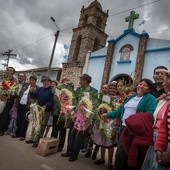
[80,74,92,83]
[29,75,37,81]
[41,75,51,82]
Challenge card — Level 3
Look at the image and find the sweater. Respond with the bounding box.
[107,93,157,120]
[121,112,154,167]
[155,101,170,157]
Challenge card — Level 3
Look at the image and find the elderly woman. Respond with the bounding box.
[102,78,157,170]
[155,72,170,169]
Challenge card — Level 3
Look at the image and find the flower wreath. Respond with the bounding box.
[73,96,93,132]
[96,103,117,140]
[58,88,74,126]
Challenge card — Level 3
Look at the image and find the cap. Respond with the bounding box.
[41,75,51,82]
[29,75,37,81]
[79,74,92,83]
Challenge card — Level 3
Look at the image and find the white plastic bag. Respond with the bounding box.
[0,100,6,113]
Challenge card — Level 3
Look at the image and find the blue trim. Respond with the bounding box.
[108,29,149,45]
[89,55,106,59]
[117,60,132,64]
[145,47,170,53]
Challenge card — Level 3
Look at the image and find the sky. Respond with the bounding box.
[0,0,169,71]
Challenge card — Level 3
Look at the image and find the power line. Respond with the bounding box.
[11,0,163,53]
[109,0,162,17]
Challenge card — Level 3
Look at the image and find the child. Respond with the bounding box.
[7,104,18,137]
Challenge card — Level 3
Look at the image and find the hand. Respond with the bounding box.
[30,86,36,93]
[156,151,163,164]
[161,152,170,163]
[42,105,46,110]
[101,113,108,122]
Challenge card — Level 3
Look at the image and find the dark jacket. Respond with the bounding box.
[30,86,54,112]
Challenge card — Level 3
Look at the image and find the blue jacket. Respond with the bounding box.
[30,86,54,112]
[107,93,157,120]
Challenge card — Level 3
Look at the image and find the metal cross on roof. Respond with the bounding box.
[125,11,139,29]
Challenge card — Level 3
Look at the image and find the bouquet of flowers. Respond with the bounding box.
[96,103,117,140]
[58,88,74,126]
[73,96,93,132]
[0,80,16,101]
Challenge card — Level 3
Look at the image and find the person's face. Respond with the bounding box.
[51,82,57,89]
[162,74,170,93]
[108,85,117,96]
[137,81,150,96]
[18,73,25,83]
[79,78,89,88]
[102,85,108,94]
[6,67,14,76]
[43,80,51,88]
[153,68,167,84]
[29,78,36,86]
[117,81,124,94]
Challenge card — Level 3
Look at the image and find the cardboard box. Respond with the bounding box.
[36,137,59,157]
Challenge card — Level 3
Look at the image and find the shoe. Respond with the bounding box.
[91,151,97,160]
[11,134,18,138]
[32,143,38,148]
[57,148,62,152]
[0,132,4,136]
[68,157,76,162]
[19,137,25,141]
[4,131,10,135]
[95,159,105,165]
[84,150,92,158]
[25,140,34,144]
[108,165,113,170]
[61,153,69,157]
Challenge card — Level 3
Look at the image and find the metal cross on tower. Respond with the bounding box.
[125,11,139,29]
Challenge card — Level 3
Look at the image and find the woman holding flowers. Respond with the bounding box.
[102,78,157,170]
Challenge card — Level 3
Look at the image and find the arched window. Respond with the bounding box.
[119,44,133,61]
[73,35,82,61]
[93,38,100,51]
[83,14,88,26]
[96,16,102,28]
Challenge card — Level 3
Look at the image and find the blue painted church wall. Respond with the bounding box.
[109,34,139,81]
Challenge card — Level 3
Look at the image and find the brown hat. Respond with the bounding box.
[80,74,92,83]
[29,75,37,81]
[41,75,51,82]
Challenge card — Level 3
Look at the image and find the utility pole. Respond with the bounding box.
[47,17,60,76]
[2,50,17,69]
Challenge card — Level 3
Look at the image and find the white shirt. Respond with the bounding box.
[122,96,143,126]
[20,85,30,105]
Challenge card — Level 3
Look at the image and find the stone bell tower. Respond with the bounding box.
[60,0,108,87]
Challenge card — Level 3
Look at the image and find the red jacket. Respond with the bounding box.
[121,112,154,167]
[155,102,170,157]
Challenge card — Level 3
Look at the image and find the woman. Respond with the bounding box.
[102,78,157,170]
[155,72,170,169]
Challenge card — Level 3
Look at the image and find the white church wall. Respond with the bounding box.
[146,38,170,49]
[143,50,170,81]
[109,34,140,81]
[86,56,106,90]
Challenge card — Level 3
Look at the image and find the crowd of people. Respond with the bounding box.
[0,65,170,170]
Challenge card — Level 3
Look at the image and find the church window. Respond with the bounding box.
[73,35,82,61]
[119,44,133,61]
[83,14,88,26]
[93,38,100,51]
[96,16,102,29]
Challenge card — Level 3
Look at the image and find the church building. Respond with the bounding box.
[61,0,170,90]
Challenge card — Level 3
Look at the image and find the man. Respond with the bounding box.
[61,73,98,162]
[30,76,54,147]
[152,66,168,98]
[0,67,16,136]
[16,75,39,140]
